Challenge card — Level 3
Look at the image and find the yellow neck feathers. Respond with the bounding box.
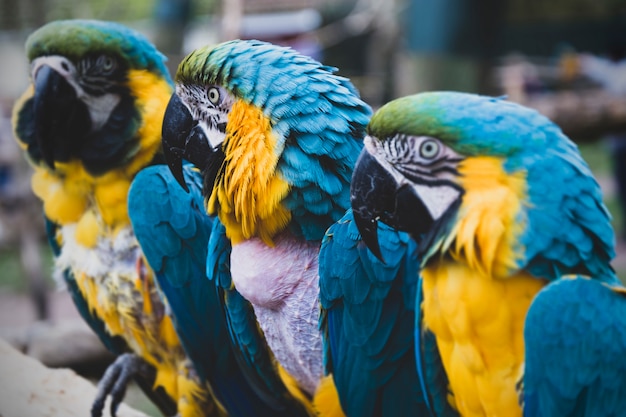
[444,156,527,278]
[421,156,546,416]
[30,69,171,248]
[208,99,291,246]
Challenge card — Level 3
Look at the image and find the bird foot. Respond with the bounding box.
[91,353,153,417]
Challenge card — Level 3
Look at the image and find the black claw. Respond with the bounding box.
[92,353,148,417]
[109,365,131,417]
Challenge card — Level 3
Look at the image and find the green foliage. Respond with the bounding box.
[578,141,612,176]
[45,0,156,23]
[0,243,54,293]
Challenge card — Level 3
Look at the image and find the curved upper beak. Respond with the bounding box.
[162,93,195,192]
[32,64,89,169]
[162,93,227,196]
[350,150,397,261]
[350,148,438,262]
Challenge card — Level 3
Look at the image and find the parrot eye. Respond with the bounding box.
[419,139,440,159]
[97,55,116,73]
[207,87,221,105]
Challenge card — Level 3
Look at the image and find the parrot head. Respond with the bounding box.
[162,40,371,244]
[13,19,173,175]
[351,92,614,279]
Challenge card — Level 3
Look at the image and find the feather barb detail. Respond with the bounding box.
[209,99,291,245]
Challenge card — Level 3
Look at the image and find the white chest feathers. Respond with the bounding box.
[230,234,323,395]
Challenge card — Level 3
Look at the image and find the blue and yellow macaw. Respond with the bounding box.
[128,162,316,417]
[349,91,626,416]
[160,39,372,415]
[9,19,280,417]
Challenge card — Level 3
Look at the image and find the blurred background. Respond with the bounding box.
[0,0,625,414]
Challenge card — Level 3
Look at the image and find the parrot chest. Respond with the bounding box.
[54,224,186,369]
[230,233,323,395]
[421,260,546,417]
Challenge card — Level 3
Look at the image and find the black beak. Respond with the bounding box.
[350,150,397,261]
[162,93,225,195]
[162,93,194,192]
[32,65,90,169]
[350,149,436,262]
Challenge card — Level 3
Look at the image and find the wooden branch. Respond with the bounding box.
[1,319,114,370]
[0,338,149,417]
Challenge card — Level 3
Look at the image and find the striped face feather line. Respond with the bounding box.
[364,133,464,224]
[175,83,234,149]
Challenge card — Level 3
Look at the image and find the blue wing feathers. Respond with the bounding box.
[319,209,429,416]
[524,276,626,417]
[130,164,311,417]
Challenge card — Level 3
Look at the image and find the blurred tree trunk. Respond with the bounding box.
[397,0,507,95]
[0,0,21,29]
[24,0,47,28]
[4,0,47,29]
[154,0,193,76]
[19,217,48,321]
[220,0,242,41]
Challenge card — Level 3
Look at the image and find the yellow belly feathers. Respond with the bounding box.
[422,262,545,416]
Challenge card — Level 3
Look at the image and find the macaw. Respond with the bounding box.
[160,39,372,415]
[349,91,626,416]
[128,163,317,417]
[10,19,268,417]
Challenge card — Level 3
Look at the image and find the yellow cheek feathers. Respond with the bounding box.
[444,156,527,278]
[208,99,291,245]
[124,69,172,175]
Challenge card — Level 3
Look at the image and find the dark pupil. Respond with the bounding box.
[423,143,434,154]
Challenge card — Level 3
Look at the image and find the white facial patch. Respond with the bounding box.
[31,56,121,132]
[412,183,461,220]
[199,119,226,148]
[176,83,234,149]
[364,134,463,220]
[83,93,121,131]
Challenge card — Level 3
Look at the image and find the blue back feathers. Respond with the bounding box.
[177,40,372,240]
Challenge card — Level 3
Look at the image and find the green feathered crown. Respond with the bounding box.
[26,19,171,83]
